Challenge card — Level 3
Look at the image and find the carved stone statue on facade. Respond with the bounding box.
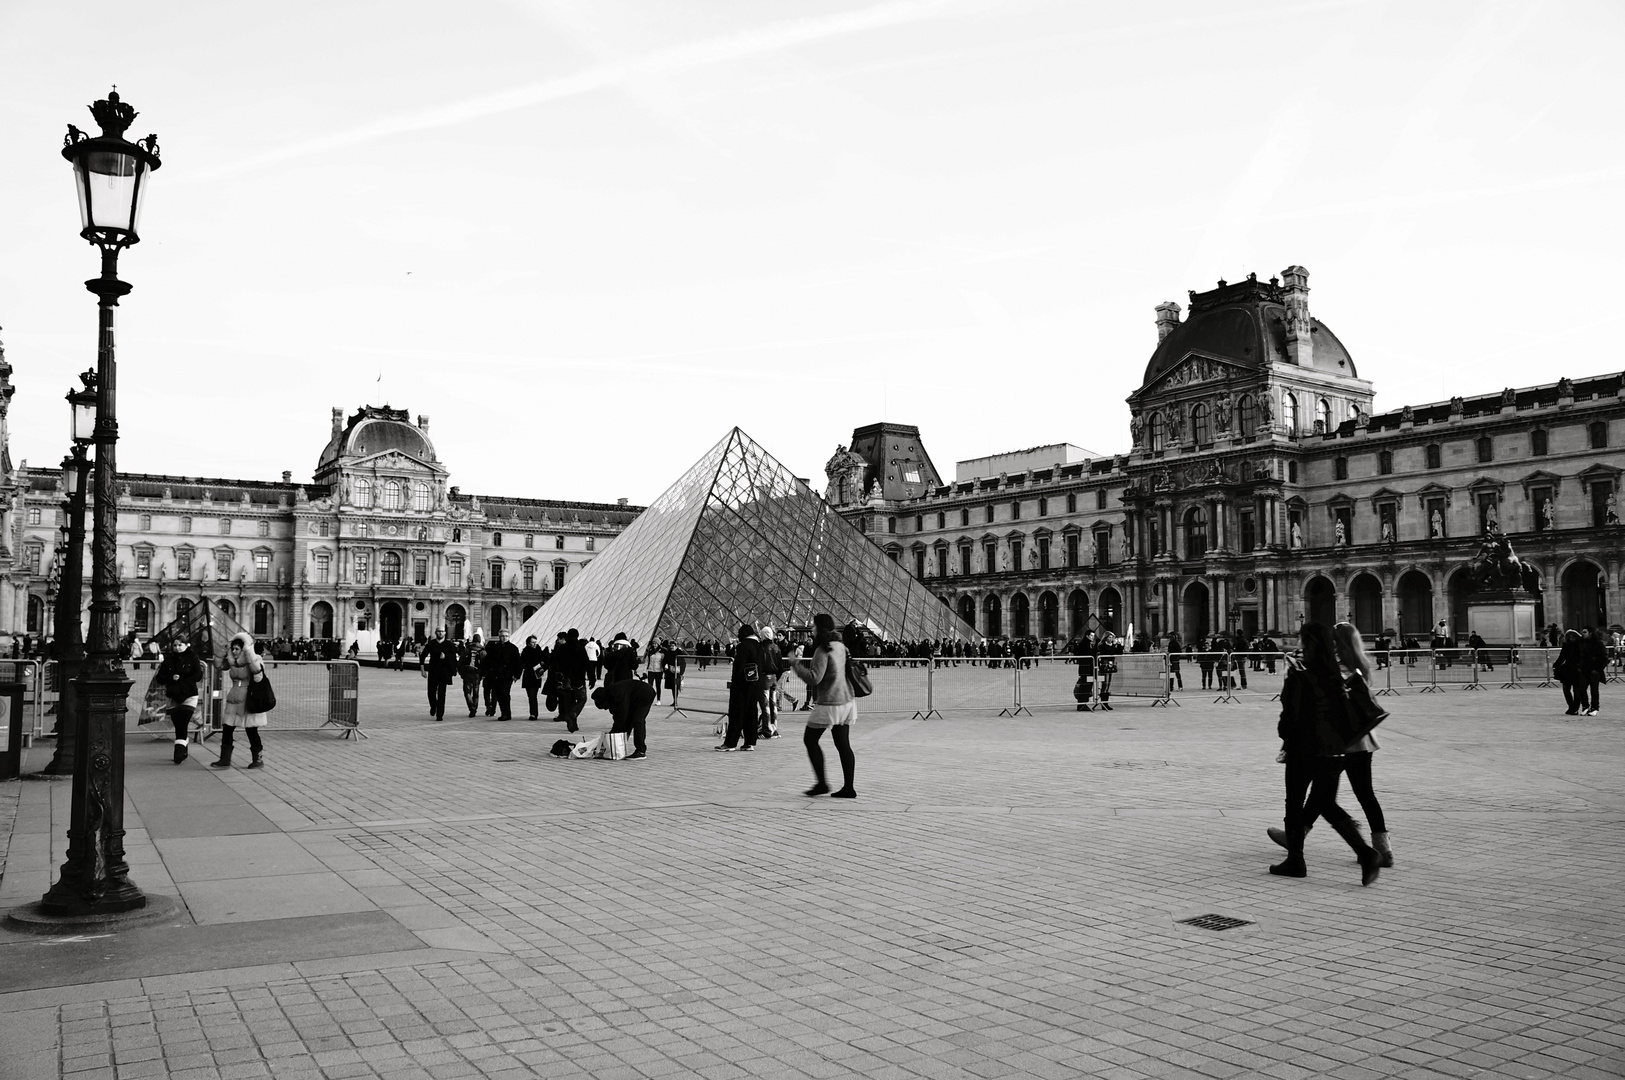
[1607,493,1620,526]
[1431,508,1444,539]
[1502,386,1516,406]
[1334,518,1347,545]
[1290,521,1303,549]
[1166,408,1186,444]
[1257,393,1273,427]
[1449,395,1465,415]
[1557,377,1574,397]
[1483,501,1499,531]
[1215,392,1233,433]
[1541,498,1554,530]
[1401,404,1414,423]
[1122,532,1132,560]
[1129,412,1145,447]
[1381,518,1396,543]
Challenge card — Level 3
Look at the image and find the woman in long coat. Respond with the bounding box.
[211,632,271,769]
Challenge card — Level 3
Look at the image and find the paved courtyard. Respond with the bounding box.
[1,664,1622,1080]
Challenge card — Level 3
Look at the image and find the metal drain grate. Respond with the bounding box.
[1178,914,1252,931]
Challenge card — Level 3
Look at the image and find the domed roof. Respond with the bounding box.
[1141,276,1355,389]
[314,405,438,478]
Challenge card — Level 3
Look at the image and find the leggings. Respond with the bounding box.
[220,725,262,758]
[1341,751,1387,834]
[171,704,194,742]
[804,725,855,790]
[1285,752,1385,835]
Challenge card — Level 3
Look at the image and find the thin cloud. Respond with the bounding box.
[183,0,987,183]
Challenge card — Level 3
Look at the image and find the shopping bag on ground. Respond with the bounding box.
[600,731,629,760]
[569,734,603,759]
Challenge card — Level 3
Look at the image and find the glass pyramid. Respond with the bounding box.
[510,428,979,647]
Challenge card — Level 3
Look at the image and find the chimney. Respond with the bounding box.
[617,497,628,507]
[1281,265,1313,367]
[417,414,429,431]
[1155,301,1181,342]
[330,407,344,437]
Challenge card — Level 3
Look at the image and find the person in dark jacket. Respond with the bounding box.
[718,624,766,751]
[519,635,548,720]
[601,632,638,685]
[1581,627,1607,715]
[1270,622,1382,885]
[481,629,521,721]
[154,637,205,763]
[553,629,590,732]
[758,627,784,740]
[418,627,459,721]
[1554,630,1586,715]
[591,677,655,759]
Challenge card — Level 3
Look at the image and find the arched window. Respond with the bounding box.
[382,480,404,510]
[175,598,193,622]
[1184,506,1208,561]
[412,482,431,511]
[133,598,154,633]
[492,531,503,547]
[380,551,402,585]
[1237,395,1255,437]
[310,601,334,639]
[353,478,372,507]
[1192,403,1211,446]
[1281,393,1298,434]
[1148,412,1164,453]
[1315,398,1331,432]
[253,601,275,636]
[27,595,44,633]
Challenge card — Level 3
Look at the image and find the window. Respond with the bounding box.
[254,553,271,583]
[1282,393,1298,434]
[414,556,428,586]
[27,508,40,525]
[1379,450,1393,475]
[353,552,370,584]
[139,514,152,531]
[354,479,372,507]
[1037,536,1051,570]
[1011,540,1024,572]
[915,515,923,531]
[887,517,897,534]
[25,544,41,574]
[492,531,503,547]
[489,561,504,589]
[959,546,972,576]
[315,553,330,583]
[1148,413,1164,453]
[1096,489,1107,510]
[1094,530,1111,566]
[177,551,193,578]
[913,549,926,579]
[937,512,946,530]
[960,508,970,527]
[554,535,564,549]
[356,522,371,538]
[936,548,948,578]
[1066,533,1079,568]
[1288,461,1299,483]
[220,518,232,535]
[381,551,402,585]
[1476,436,1494,463]
[586,536,595,551]
[258,520,270,537]
[1426,444,1442,469]
[318,520,329,537]
[983,541,997,574]
[553,564,566,591]
[524,533,534,548]
[180,516,192,534]
[382,480,404,510]
[1238,395,1255,437]
[449,560,463,587]
[135,552,151,578]
[1532,429,1548,456]
[1010,502,1021,520]
[1239,510,1256,553]
[1335,457,1349,481]
[1066,493,1076,513]
[1316,398,1331,432]
[1192,403,1211,446]
[523,563,536,590]
[412,482,431,512]
[1590,421,1609,449]
[133,598,152,634]
[216,552,233,579]
[1184,507,1208,560]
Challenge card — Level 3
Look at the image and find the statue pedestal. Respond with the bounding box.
[1466,590,1538,645]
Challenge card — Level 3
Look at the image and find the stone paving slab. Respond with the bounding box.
[0,666,1621,1080]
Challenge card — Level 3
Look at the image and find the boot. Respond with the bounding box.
[210,753,232,769]
[1268,849,1306,877]
[1372,830,1393,868]
[1267,821,1313,849]
[1328,815,1380,886]
[247,753,265,770]
[174,740,188,764]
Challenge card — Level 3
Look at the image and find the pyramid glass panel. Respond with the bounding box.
[510,428,979,647]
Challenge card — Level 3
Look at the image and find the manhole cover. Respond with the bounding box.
[1178,914,1252,931]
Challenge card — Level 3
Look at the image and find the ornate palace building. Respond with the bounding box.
[827,267,1622,644]
[6,405,640,645]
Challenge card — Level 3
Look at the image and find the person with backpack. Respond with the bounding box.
[717,623,767,752]
[791,613,858,797]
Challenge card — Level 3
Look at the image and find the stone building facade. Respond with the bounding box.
[828,268,1623,644]
[8,405,640,646]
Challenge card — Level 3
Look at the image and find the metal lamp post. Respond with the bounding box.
[40,90,161,916]
[42,375,97,777]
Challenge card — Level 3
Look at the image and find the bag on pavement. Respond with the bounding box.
[569,734,603,759]
[600,731,629,760]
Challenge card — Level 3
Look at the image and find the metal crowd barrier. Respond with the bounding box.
[0,661,45,743]
[128,659,363,741]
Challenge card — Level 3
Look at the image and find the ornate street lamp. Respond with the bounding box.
[40,90,161,916]
[42,373,97,777]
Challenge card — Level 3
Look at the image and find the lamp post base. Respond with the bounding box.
[8,892,178,933]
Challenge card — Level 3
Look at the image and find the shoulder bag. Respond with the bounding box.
[245,665,277,714]
[846,654,873,698]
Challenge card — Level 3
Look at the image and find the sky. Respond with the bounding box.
[1,0,1621,506]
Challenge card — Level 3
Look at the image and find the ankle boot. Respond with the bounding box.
[1268,849,1306,877]
[1372,830,1393,867]
[1267,821,1313,849]
[1328,816,1380,886]
[247,754,264,770]
[174,740,188,764]
[210,754,232,769]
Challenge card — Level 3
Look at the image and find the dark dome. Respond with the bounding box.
[1142,278,1355,387]
[315,405,437,477]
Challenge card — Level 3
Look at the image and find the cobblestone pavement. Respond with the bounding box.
[1,665,1622,1080]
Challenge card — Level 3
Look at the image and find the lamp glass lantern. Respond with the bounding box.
[62,456,82,498]
[61,90,160,248]
[68,382,97,445]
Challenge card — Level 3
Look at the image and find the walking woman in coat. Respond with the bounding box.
[212,632,270,769]
[1270,622,1382,885]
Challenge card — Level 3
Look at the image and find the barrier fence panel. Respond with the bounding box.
[193,661,363,739]
[1399,651,1439,691]
[0,662,45,738]
[1432,648,1482,689]
[1527,648,1559,688]
[925,658,1020,717]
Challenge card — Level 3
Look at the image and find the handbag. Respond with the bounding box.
[846,656,873,698]
[1339,673,1388,746]
[245,668,277,714]
[600,731,629,760]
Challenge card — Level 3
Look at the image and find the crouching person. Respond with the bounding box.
[591,677,654,760]
[156,636,204,763]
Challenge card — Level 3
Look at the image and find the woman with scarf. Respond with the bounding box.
[211,632,271,770]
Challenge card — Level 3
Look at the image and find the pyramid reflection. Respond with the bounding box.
[510,428,978,646]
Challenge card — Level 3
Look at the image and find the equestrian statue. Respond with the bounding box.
[1467,523,1540,594]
